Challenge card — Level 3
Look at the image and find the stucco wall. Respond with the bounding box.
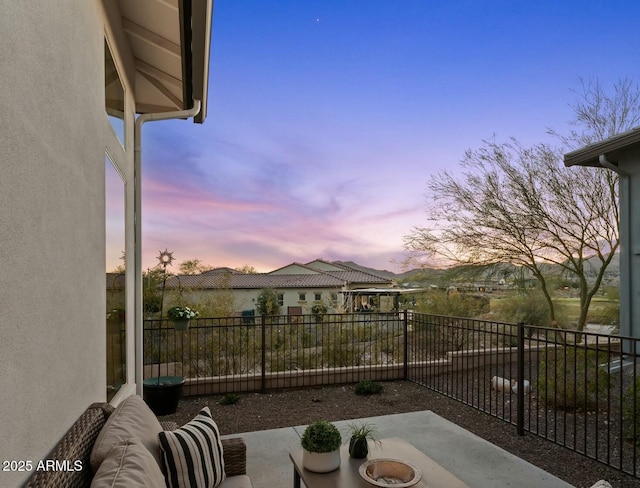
[619,147,640,340]
[0,2,106,485]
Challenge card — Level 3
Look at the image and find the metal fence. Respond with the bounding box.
[143,311,640,478]
[143,312,406,396]
[406,312,640,479]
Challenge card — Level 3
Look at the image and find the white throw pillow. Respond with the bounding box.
[159,406,226,488]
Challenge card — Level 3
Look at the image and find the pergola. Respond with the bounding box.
[564,127,640,340]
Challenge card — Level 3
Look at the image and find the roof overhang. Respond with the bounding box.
[118,0,213,123]
[564,127,640,168]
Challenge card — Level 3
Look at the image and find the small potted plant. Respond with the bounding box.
[301,420,342,473]
[347,421,381,458]
[167,306,199,330]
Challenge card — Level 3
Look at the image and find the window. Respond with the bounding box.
[105,40,125,144]
[314,292,322,301]
[277,294,284,307]
[298,293,306,302]
[105,155,126,401]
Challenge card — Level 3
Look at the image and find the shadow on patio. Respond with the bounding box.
[162,381,640,488]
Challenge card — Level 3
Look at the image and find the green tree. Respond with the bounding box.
[142,267,164,315]
[235,264,259,274]
[405,78,637,331]
[179,258,213,275]
[256,288,281,316]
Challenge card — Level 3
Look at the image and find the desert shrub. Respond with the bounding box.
[219,393,240,405]
[536,346,609,411]
[588,303,620,326]
[420,290,489,318]
[494,290,552,327]
[623,375,640,445]
[354,379,383,395]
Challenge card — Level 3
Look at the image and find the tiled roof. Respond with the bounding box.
[164,259,393,290]
[322,270,391,284]
[165,273,346,290]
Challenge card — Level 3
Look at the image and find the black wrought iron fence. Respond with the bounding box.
[406,312,640,479]
[143,311,640,478]
[143,312,406,396]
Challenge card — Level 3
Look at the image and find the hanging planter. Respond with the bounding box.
[172,319,190,330]
[167,306,199,330]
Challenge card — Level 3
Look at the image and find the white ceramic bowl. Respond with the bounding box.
[358,458,421,487]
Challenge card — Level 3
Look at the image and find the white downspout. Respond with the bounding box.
[134,100,202,395]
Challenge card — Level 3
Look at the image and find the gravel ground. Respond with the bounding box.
[163,380,640,488]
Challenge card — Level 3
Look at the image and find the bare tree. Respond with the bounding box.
[405,78,639,331]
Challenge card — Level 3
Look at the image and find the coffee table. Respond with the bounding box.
[289,437,469,488]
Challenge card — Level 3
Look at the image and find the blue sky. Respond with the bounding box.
[138,0,640,273]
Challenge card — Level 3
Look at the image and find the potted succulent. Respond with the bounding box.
[167,305,199,330]
[347,422,381,459]
[301,420,342,473]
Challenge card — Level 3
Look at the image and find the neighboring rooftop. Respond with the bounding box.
[164,259,394,290]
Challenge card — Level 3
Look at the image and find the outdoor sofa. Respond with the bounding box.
[23,395,252,487]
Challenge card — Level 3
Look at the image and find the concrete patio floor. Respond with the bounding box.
[221,410,576,488]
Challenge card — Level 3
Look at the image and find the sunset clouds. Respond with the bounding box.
[135,1,640,273]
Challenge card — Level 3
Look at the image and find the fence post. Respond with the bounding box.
[403,310,409,380]
[516,321,525,436]
[261,315,266,392]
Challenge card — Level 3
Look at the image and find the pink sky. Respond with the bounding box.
[123,1,640,274]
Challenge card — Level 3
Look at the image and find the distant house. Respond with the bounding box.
[165,259,399,314]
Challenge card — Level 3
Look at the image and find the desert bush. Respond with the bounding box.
[588,303,620,326]
[493,290,553,327]
[417,290,489,317]
[355,379,383,395]
[536,346,609,411]
[219,393,241,405]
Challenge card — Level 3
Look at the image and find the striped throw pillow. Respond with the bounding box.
[159,407,226,488]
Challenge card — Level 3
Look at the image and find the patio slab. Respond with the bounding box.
[222,410,575,488]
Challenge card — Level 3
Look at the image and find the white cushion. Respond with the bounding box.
[90,438,166,488]
[159,406,226,488]
[90,395,163,471]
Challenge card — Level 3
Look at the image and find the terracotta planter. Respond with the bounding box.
[302,449,341,473]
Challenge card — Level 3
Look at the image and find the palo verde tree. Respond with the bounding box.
[405,78,639,331]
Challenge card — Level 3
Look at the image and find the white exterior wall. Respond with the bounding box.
[0,2,135,485]
[617,147,640,340]
[172,288,343,315]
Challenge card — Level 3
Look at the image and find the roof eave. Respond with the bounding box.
[564,126,640,168]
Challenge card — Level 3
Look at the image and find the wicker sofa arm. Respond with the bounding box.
[221,437,247,477]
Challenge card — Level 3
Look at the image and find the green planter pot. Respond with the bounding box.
[172,319,190,330]
[143,376,185,416]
